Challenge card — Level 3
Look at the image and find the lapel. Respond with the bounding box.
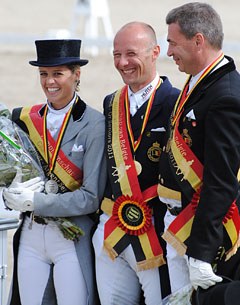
[39,96,87,146]
[184,56,236,109]
[130,77,174,134]
[61,113,88,146]
[61,97,87,146]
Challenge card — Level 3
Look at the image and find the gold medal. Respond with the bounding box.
[134,160,142,175]
[45,179,59,194]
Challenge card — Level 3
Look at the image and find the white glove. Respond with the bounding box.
[189,257,222,290]
[10,168,44,191]
[3,187,35,212]
[2,171,44,212]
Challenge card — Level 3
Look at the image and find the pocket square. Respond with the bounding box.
[72,144,84,152]
[186,109,196,120]
[151,127,166,132]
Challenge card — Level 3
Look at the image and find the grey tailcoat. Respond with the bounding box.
[8,97,107,305]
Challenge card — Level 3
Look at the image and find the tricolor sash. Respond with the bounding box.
[19,104,83,193]
[103,83,165,271]
[163,125,240,260]
[162,53,240,260]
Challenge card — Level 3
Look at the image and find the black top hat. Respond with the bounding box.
[29,39,89,67]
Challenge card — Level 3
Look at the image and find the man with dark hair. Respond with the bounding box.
[158,2,240,304]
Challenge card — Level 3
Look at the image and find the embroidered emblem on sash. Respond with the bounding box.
[181,129,192,147]
[147,142,161,162]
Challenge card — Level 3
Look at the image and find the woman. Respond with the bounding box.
[3,39,106,305]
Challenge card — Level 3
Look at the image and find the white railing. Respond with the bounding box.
[0,218,19,305]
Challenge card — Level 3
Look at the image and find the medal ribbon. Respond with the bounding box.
[103,86,165,270]
[43,97,77,172]
[162,53,240,257]
[163,127,240,258]
[113,86,158,198]
[171,52,224,127]
[125,78,162,152]
[19,103,83,191]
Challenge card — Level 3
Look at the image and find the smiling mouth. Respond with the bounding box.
[121,68,135,75]
[173,57,180,64]
[48,88,60,92]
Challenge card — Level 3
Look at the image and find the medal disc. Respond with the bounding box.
[134,160,142,175]
[45,179,59,194]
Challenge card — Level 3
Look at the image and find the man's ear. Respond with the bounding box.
[153,44,160,60]
[195,33,204,48]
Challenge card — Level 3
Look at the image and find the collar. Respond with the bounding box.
[39,94,86,122]
[188,55,229,93]
[128,73,160,113]
[47,93,76,115]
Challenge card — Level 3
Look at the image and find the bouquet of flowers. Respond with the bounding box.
[0,105,44,187]
[50,217,85,241]
[0,104,84,241]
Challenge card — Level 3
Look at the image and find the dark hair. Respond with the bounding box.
[67,64,81,91]
[166,2,223,49]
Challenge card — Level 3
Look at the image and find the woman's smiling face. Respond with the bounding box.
[39,65,80,109]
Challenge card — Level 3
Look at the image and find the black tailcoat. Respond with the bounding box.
[102,76,180,299]
[159,56,240,278]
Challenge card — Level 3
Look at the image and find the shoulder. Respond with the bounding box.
[12,104,45,121]
[153,76,180,111]
[159,76,180,98]
[205,69,240,109]
[83,105,105,134]
[103,91,117,109]
[85,104,104,121]
[12,107,23,123]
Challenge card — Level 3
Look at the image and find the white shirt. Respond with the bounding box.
[128,73,160,116]
[47,94,76,137]
[160,56,229,208]
[188,57,229,93]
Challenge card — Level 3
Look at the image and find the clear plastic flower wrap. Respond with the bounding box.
[0,111,45,187]
[0,105,84,240]
[162,284,193,305]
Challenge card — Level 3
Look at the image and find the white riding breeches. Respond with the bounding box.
[164,210,191,293]
[17,217,88,305]
[92,213,163,305]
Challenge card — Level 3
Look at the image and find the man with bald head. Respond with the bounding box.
[92,21,179,305]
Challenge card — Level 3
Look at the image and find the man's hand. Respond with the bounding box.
[189,257,222,290]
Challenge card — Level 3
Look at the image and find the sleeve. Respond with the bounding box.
[187,94,240,263]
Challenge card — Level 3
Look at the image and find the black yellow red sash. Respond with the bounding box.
[162,124,240,260]
[162,54,240,260]
[103,84,165,270]
[19,104,83,192]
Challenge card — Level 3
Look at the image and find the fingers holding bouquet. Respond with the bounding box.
[10,168,44,191]
[0,113,45,212]
[3,169,45,212]
[3,187,35,212]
